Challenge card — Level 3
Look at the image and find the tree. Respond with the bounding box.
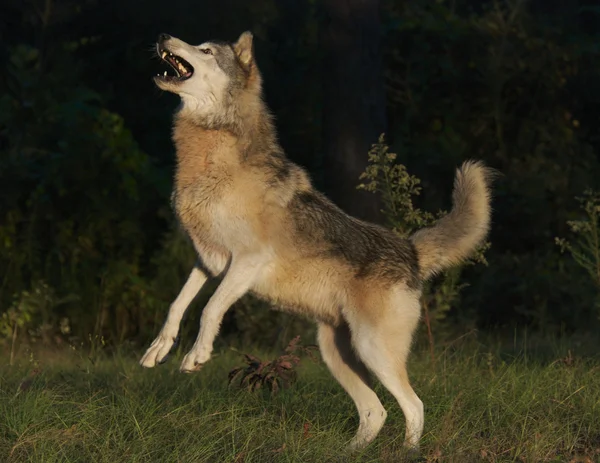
[320,0,386,222]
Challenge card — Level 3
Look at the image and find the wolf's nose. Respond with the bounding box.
[158,33,171,42]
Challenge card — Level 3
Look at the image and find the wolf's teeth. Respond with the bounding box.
[161,51,167,59]
[164,71,168,76]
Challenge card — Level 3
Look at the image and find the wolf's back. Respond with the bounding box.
[410,161,493,280]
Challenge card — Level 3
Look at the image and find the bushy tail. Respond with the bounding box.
[410,161,494,280]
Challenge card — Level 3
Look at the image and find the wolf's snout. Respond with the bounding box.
[158,33,171,43]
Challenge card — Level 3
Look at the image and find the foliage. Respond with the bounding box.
[358,134,437,235]
[228,336,318,395]
[0,281,76,341]
[0,41,170,346]
[359,135,490,347]
[0,280,76,364]
[2,0,600,347]
[380,0,600,331]
[556,190,600,321]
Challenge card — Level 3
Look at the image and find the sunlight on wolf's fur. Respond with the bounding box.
[141,30,493,452]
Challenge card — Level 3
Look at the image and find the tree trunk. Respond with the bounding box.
[320,0,386,222]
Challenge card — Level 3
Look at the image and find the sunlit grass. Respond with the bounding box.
[1,337,599,462]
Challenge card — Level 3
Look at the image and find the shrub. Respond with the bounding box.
[359,135,489,355]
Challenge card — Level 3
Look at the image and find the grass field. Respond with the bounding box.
[1,335,599,463]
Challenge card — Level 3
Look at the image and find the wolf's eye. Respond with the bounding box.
[200,48,213,55]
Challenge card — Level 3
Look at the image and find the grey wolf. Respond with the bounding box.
[140,31,493,451]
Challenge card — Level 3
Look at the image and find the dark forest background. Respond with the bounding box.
[1,0,600,353]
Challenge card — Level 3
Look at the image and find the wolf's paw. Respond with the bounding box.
[179,350,209,373]
[347,406,387,451]
[140,333,178,368]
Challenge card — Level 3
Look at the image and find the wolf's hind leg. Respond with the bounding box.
[317,322,387,450]
[348,290,424,451]
[140,263,207,368]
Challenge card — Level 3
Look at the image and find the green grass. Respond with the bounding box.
[1,337,599,463]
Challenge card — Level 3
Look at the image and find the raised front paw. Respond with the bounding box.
[140,333,178,368]
[179,349,210,373]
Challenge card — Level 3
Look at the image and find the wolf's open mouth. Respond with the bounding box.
[156,48,194,82]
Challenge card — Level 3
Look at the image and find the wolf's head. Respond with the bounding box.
[154,31,260,124]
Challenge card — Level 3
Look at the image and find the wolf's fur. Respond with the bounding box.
[141,31,494,451]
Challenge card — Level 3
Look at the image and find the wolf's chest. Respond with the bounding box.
[171,173,257,246]
[171,179,225,234]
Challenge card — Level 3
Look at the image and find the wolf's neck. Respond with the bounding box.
[239,103,281,157]
[174,97,281,158]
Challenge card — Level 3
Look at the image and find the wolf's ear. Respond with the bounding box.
[234,31,254,67]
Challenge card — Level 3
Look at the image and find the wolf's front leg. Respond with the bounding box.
[179,254,266,373]
[140,264,207,368]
